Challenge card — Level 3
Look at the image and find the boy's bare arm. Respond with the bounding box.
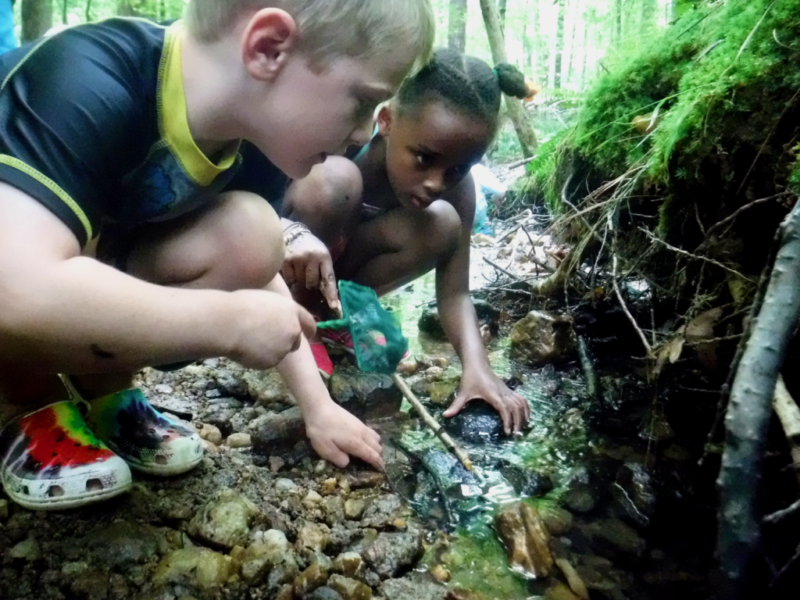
[0,183,314,373]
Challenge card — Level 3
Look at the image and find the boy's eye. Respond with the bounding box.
[448,164,472,180]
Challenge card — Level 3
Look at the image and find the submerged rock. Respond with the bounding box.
[444,402,504,444]
[494,501,553,578]
[612,463,657,529]
[500,464,554,497]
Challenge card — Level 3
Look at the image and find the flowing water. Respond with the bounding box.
[380,267,714,599]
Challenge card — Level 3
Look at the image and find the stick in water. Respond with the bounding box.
[391,373,473,471]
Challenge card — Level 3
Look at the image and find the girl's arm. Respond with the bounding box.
[435,176,530,434]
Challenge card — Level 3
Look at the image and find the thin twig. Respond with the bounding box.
[483,257,520,281]
[769,542,800,588]
[685,333,745,346]
[702,194,789,243]
[642,228,756,283]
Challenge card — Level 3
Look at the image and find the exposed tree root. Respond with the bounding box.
[716,197,800,600]
[773,375,800,491]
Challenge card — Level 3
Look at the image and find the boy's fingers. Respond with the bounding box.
[321,442,350,468]
[305,260,320,290]
[282,262,296,287]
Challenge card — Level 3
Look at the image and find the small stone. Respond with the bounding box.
[347,472,385,489]
[294,562,329,596]
[430,564,450,582]
[303,490,324,508]
[275,584,295,600]
[344,499,366,520]
[545,582,581,600]
[270,456,286,473]
[321,477,338,495]
[338,476,351,494]
[333,552,363,578]
[328,574,373,600]
[226,432,252,448]
[154,547,234,589]
[275,478,300,493]
[308,587,345,600]
[199,423,223,446]
[295,521,331,555]
[392,519,407,530]
[315,460,329,474]
[10,536,41,561]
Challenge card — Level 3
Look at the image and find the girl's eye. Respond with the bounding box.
[447,164,471,181]
[416,153,433,168]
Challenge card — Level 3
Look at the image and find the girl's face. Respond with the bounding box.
[378,101,494,209]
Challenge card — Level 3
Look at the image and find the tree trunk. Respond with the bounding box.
[641,0,658,39]
[116,0,138,17]
[478,0,538,157]
[20,0,53,43]
[84,0,92,22]
[61,0,67,24]
[716,198,800,599]
[553,0,565,88]
[498,0,507,36]
[613,0,623,47]
[447,0,467,52]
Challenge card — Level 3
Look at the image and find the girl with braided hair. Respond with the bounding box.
[280,48,536,434]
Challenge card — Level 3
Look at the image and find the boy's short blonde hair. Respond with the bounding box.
[185,0,435,68]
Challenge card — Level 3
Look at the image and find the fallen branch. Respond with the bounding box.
[391,374,473,471]
[716,197,800,600]
[763,498,800,526]
[773,375,800,491]
[505,155,536,170]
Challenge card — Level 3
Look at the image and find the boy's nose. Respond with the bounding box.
[423,173,446,196]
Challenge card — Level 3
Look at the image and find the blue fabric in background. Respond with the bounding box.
[0,0,16,55]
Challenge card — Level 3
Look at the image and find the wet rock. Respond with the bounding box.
[445,590,490,600]
[330,366,402,421]
[430,564,450,583]
[70,570,109,600]
[420,450,482,501]
[89,520,159,569]
[252,407,306,453]
[347,472,385,489]
[563,484,596,514]
[187,489,258,550]
[240,368,294,405]
[545,582,581,600]
[270,456,286,472]
[500,464,553,497]
[197,397,244,437]
[296,521,331,555]
[0,499,7,521]
[268,558,301,591]
[361,494,406,528]
[153,547,234,590]
[555,558,590,600]
[585,519,646,558]
[8,536,41,561]
[424,372,462,407]
[380,575,448,600]
[396,357,419,375]
[333,552,364,578]
[444,402,503,443]
[321,477,339,495]
[294,562,329,596]
[308,587,345,600]
[539,505,574,536]
[344,498,367,520]
[240,530,294,584]
[226,432,252,448]
[510,311,577,365]
[363,530,424,578]
[304,489,324,508]
[612,463,656,529]
[322,495,346,526]
[495,501,553,578]
[328,574,373,600]
[639,407,675,442]
[275,584,295,600]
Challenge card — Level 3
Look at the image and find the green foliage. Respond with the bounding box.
[517,130,571,214]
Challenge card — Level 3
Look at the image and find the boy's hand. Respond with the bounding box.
[282,230,341,312]
[230,290,316,370]
[443,368,530,436]
[304,401,384,470]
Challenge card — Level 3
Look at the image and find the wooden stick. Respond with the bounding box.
[391,373,473,471]
[774,375,800,491]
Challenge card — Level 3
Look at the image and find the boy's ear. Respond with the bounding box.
[377,105,394,137]
[241,8,298,82]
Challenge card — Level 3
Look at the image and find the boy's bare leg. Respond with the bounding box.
[70,191,286,401]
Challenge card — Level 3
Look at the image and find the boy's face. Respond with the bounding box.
[251,51,415,180]
[380,102,493,210]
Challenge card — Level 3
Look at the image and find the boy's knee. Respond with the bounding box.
[214,192,284,289]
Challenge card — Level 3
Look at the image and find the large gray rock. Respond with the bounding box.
[363,531,424,579]
[380,575,448,600]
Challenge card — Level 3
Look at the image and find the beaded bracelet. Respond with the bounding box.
[283,220,312,250]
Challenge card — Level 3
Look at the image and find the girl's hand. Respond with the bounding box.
[304,401,384,470]
[282,229,341,312]
[443,367,530,435]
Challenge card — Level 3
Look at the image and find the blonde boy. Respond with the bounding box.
[0,0,434,510]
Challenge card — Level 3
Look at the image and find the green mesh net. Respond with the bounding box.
[317,281,408,374]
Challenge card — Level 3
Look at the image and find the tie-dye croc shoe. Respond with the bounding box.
[0,401,132,510]
[87,388,203,476]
